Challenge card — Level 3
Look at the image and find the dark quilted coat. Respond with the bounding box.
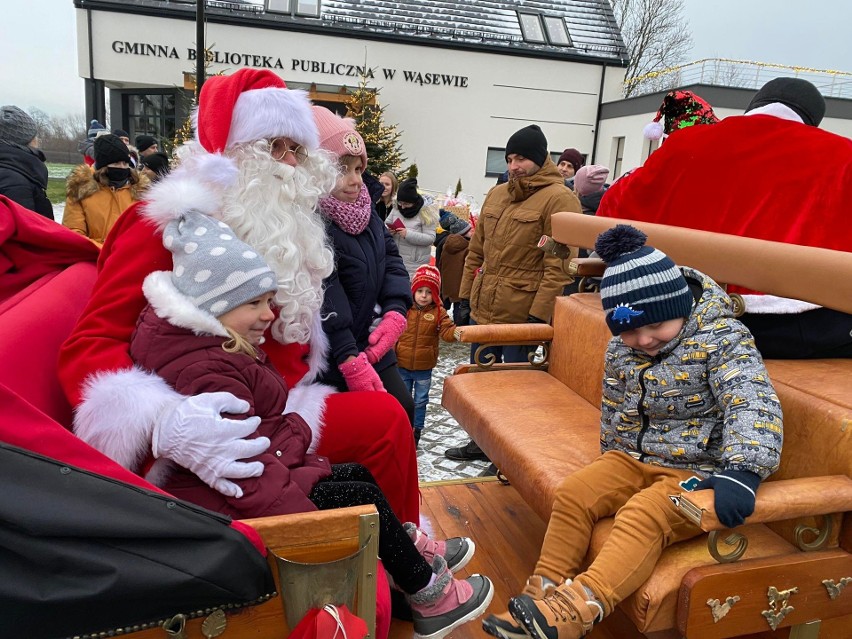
[319,210,412,387]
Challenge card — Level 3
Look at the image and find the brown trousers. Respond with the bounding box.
[534,450,703,615]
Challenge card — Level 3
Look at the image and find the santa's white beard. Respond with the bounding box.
[219,142,337,344]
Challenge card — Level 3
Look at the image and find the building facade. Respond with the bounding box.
[75,0,628,200]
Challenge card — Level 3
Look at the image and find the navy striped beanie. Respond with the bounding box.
[595,225,693,336]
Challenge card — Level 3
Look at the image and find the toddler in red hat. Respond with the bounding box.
[395,264,457,445]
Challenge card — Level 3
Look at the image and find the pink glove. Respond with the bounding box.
[365,311,407,364]
[338,352,386,392]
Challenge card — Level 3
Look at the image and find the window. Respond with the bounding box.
[485,147,508,177]
[295,0,320,17]
[124,91,177,143]
[644,136,659,161]
[265,0,321,17]
[518,12,573,47]
[518,13,546,43]
[612,137,626,180]
[543,17,572,46]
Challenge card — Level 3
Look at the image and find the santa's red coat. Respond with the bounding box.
[598,115,852,293]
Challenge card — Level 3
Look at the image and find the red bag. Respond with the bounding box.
[288,604,368,639]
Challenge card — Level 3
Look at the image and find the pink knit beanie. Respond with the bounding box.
[311,106,368,170]
[574,165,610,196]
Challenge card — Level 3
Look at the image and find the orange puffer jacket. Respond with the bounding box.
[395,303,456,370]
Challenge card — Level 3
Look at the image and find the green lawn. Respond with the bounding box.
[47,177,67,204]
[45,163,77,204]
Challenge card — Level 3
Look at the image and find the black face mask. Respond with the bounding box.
[397,196,424,218]
[106,167,131,186]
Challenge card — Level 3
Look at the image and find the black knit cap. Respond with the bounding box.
[397,178,421,204]
[141,151,171,176]
[135,134,157,153]
[746,77,826,127]
[112,128,129,139]
[94,134,131,169]
[505,125,548,167]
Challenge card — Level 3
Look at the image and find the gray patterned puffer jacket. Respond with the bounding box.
[600,267,783,479]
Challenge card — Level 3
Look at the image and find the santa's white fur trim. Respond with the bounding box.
[143,170,225,229]
[228,88,319,151]
[74,367,182,473]
[285,382,336,453]
[743,103,804,124]
[142,271,230,337]
[643,121,664,141]
[741,294,820,314]
[186,153,239,188]
[299,309,330,384]
[144,458,176,487]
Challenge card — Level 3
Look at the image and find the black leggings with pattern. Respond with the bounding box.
[308,463,432,594]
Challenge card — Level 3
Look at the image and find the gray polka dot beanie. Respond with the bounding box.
[162,210,277,317]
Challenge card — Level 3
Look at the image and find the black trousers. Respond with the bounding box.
[740,308,852,359]
[308,463,431,594]
[378,364,416,427]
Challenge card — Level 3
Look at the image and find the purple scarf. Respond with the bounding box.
[319,185,372,235]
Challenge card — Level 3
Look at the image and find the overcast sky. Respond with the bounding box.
[4,0,852,116]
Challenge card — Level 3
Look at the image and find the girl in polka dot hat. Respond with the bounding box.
[129,209,334,516]
[129,211,492,636]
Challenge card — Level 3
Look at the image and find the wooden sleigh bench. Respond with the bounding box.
[442,215,852,638]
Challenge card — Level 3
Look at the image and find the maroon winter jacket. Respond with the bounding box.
[130,304,332,519]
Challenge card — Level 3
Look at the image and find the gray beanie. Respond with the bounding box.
[0,106,38,146]
[163,211,278,317]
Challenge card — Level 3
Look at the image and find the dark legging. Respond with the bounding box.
[378,364,416,428]
[309,463,431,594]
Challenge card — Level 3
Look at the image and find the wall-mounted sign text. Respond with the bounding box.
[111,42,469,89]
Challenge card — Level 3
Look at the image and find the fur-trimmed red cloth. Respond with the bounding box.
[598,115,852,293]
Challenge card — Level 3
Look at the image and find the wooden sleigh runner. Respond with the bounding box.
[442,214,852,638]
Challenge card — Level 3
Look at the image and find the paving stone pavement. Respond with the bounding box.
[415,339,493,483]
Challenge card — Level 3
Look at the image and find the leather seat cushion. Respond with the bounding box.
[442,369,601,520]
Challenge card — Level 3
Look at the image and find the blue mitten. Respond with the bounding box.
[694,470,761,528]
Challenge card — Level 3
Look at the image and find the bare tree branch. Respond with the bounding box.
[610,0,693,97]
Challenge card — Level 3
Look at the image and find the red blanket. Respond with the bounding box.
[0,196,99,304]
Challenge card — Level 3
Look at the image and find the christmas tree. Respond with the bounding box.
[345,76,406,175]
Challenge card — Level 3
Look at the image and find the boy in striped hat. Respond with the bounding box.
[484,224,782,639]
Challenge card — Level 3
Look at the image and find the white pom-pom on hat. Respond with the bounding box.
[643,121,665,141]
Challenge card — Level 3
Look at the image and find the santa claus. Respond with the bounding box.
[598,77,852,358]
[58,69,420,528]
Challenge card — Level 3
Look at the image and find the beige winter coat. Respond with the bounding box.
[459,158,581,324]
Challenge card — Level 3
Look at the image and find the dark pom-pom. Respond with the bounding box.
[595,224,648,264]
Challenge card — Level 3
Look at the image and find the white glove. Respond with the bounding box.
[152,392,270,498]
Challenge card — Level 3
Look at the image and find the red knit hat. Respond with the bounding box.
[412,264,441,306]
[194,68,319,154]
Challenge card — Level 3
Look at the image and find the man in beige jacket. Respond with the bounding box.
[445,124,581,461]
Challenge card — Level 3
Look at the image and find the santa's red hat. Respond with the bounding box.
[188,69,319,185]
